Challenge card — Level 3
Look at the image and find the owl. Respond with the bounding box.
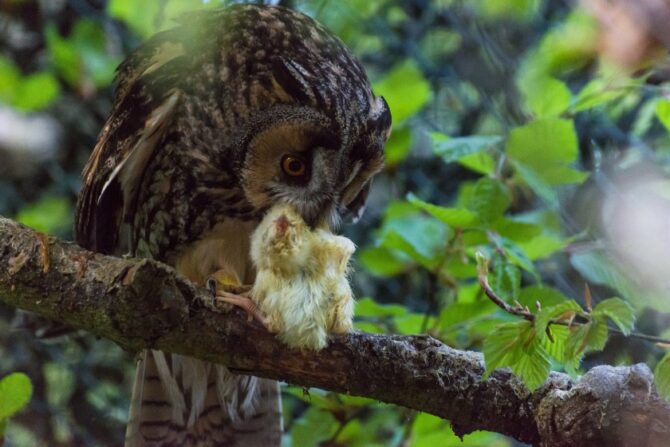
[74,4,391,447]
[247,203,356,351]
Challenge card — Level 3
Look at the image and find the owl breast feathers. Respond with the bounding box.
[250,203,355,350]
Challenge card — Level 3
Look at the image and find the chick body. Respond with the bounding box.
[250,204,355,350]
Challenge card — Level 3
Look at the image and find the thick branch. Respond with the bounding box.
[0,216,668,447]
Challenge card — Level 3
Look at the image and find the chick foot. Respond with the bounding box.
[204,271,268,326]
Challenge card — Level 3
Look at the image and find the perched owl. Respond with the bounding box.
[74,4,391,447]
[248,203,355,350]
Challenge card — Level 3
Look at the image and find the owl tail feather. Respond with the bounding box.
[125,350,282,447]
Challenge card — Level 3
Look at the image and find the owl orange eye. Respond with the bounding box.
[281,155,306,177]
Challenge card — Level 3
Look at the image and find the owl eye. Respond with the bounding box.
[281,155,307,177]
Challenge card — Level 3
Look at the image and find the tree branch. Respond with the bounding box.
[1,215,668,447]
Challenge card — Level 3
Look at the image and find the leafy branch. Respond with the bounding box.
[476,251,670,394]
[1,216,669,446]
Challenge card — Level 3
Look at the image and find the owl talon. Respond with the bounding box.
[216,292,268,326]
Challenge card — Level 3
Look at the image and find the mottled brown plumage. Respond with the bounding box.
[75,4,391,446]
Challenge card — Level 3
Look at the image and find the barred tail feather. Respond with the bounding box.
[124,350,282,446]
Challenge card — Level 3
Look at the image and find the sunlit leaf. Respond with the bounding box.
[358,246,408,277]
[373,60,431,123]
[535,300,583,335]
[467,177,511,223]
[592,297,635,336]
[407,193,479,228]
[506,118,587,186]
[16,196,72,235]
[0,373,32,420]
[385,126,413,166]
[655,352,670,401]
[519,76,571,118]
[483,320,551,390]
[355,297,406,318]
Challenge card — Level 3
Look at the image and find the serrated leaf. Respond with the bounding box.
[592,297,635,335]
[535,300,583,335]
[0,373,33,419]
[431,133,502,164]
[499,237,538,277]
[407,193,478,227]
[483,321,550,390]
[565,320,608,360]
[491,261,521,300]
[654,352,670,401]
[467,177,511,223]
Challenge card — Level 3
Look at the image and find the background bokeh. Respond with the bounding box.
[1,0,670,446]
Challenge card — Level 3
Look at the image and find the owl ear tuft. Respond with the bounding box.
[272,57,317,105]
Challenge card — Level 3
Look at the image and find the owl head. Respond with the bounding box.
[219,6,393,229]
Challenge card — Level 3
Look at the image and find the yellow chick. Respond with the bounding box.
[249,203,355,350]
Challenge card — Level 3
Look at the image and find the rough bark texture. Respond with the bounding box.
[1,215,668,446]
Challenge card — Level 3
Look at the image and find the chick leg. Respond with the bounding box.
[205,270,268,325]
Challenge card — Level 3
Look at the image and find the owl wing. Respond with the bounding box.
[75,32,185,255]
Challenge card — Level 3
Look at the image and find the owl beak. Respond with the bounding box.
[340,181,371,224]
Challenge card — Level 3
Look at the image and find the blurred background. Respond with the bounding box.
[1,0,670,445]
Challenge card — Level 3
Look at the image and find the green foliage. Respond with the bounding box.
[0,373,32,437]
[483,321,551,390]
[46,20,121,89]
[15,195,72,236]
[0,57,59,112]
[655,352,670,401]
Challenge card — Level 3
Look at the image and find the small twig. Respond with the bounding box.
[477,261,670,345]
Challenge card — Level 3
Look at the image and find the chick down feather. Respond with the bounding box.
[250,204,355,350]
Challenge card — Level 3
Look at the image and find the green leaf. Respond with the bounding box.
[483,320,551,390]
[407,193,478,227]
[373,60,431,123]
[656,99,670,132]
[499,237,538,277]
[15,195,72,235]
[519,76,571,118]
[565,320,608,360]
[355,297,406,318]
[0,56,59,112]
[384,126,412,166]
[491,261,521,300]
[13,72,60,111]
[291,406,338,447]
[570,251,638,302]
[0,373,33,419]
[467,177,511,223]
[458,151,497,175]
[592,298,635,335]
[378,215,447,269]
[535,300,583,335]
[572,78,633,112]
[491,218,542,242]
[358,246,408,277]
[431,133,502,164]
[518,285,571,309]
[506,118,588,186]
[655,352,670,401]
